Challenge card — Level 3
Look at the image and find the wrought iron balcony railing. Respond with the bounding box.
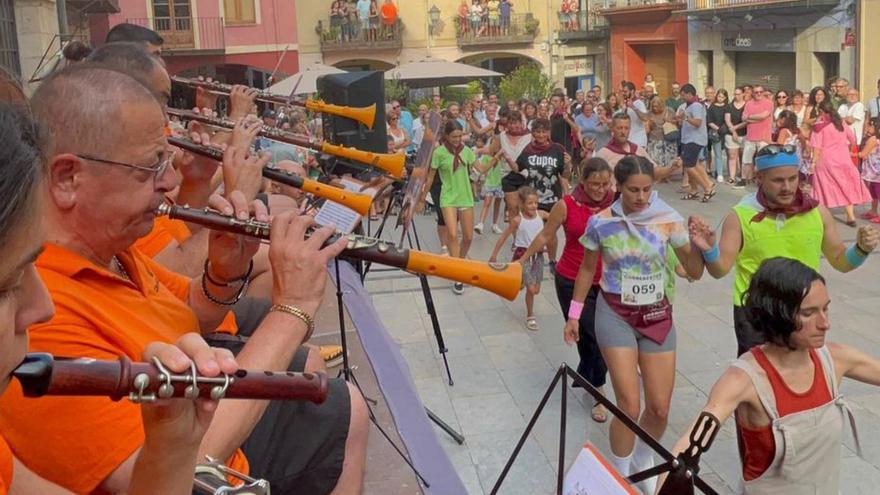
[556,11,610,41]
[317,18,403,52]
[454,13,538,47]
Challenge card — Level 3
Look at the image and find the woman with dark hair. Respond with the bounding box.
[664,257,880,494]
[419,119,476,294]
[772,89,789,123]
[803,86,828,131]
[517,157,615,423]
[809,100,871,225]
[0,103,240,493]
[857,117,880,221]
[564,156,704,493]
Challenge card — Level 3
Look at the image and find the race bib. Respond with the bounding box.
[620,271,664,306]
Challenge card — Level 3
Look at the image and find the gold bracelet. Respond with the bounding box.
[269,304,316,342]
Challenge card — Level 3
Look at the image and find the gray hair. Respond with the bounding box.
[0,103,46,242]
[85,42,167,102]
[31,65,161,157]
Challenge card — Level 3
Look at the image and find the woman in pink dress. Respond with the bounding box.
[809,100,871,226]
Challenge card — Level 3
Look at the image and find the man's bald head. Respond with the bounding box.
[272,160,307,203]
[85,42,170,105]
[31,65,164,157]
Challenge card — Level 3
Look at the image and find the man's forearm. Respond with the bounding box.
[188,277,241,332]
[198,310,311,461]
[153,231,211,278]
[176,179,214,211]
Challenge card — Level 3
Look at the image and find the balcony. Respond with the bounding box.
[66,0,119,14]
[679,0,839,13]
[556,11,610,42]
[455,13,538,48]
[124,17,225,54]
[317,19,402,53]
[597,0,686,23]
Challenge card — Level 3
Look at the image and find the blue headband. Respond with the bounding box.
[755,151,799,171]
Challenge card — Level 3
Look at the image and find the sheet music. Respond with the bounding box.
[563,443,639,495]
[314,178,376,234]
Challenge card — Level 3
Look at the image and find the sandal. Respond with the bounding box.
[700,186,717,203]
[860,212,878,220]
[591,402,608,423]
[526,317,539,331]
[680,192,700,200]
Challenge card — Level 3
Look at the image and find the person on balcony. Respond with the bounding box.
[500,0,512,35]
[458,0,470,35]
[369,0,380,41]
[487,0,500,36]
[357,0,371,41]
[329,1,342,41]
[380,0,398,39]
[470,0,483,37]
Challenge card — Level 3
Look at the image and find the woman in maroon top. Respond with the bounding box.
[516,157,614,423]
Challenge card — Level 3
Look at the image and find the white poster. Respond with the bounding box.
[563,443,639,495]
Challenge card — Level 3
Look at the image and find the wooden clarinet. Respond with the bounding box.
[13,353,328,404]
[166,108,404,177]
[167,136,374,216]
[156,204,523,301]
[172,75,376,129]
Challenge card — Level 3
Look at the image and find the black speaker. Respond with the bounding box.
[318,70,387,156]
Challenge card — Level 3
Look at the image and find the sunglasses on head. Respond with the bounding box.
[757,144,797,156]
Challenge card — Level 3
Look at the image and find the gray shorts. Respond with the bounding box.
[595,292,676,353]
[521,254,544,286]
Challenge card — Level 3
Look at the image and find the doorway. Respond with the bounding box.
[631,43,675,99]
[151,0,194,48]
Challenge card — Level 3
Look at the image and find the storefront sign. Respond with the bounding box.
[722,30,795,52]
[563,57,594,77]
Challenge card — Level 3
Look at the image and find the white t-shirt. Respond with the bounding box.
[626,99,648,148]
[839,102,865,139]
[867,96,880,120]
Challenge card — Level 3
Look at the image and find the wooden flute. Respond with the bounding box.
[156,203,523,301]
[172,75,377,129]
[13,353,329,404]
[167,136,374,216]
[166,108,404,178]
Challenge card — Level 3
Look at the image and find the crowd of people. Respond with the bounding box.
[4,16,880,495]
[328,0,399,43]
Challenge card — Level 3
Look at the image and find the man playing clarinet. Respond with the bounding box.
[0,66,369,494]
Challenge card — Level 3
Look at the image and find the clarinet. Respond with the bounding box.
[193,457,270,495]
[167,136,374,216]
[155,204,523,301]
[13,353,328,404]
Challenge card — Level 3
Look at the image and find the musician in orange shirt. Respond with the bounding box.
[0,103,240,494]
[0,66,368,494]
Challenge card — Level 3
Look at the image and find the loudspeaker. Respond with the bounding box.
[318,71,387,155]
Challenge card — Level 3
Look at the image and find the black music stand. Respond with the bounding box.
[490,364,721,495]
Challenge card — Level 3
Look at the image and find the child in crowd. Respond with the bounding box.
[471,134,487,204]
[489,187,544,330]
[857,117,880,222]
[475,135,505,234]
[644,73,657,94]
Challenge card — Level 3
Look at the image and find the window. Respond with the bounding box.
[0,0,20,78]
[224,0,256,25]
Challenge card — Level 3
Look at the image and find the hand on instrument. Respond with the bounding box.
[268,208,348,314]
[228,85,258,122]
[175,131,222,184]
[563,318,579,345]
[230,118,262,155]
[857,225,880,253]
[195,76,220,112]
[688,215,715,252]
[140,333,239,449]
[206,190,267,282]
[222,144,270,202]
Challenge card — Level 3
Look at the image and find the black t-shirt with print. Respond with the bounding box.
[517,143,566,208]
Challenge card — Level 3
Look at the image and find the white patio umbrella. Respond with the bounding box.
[267,63,346,96]
[385,58,503,87]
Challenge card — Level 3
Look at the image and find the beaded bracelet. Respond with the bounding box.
[204,259,254,287]
[201,270,249,306]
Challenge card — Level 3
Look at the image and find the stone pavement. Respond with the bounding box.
[351,180,880,495]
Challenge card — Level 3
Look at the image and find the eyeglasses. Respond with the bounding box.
[777,95,788,99]
[76,151,174,177]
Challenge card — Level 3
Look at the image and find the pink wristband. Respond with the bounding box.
[568,301,584,320]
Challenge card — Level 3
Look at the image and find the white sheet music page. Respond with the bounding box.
[314,178,376,234]
[563,443,639,495]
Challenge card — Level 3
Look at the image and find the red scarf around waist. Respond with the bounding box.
[601,291,673,345]
[750,187,818,224]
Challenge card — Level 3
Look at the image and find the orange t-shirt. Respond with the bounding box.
[0,435,12,495]
[133,216,192,258]
[0,244,248,493]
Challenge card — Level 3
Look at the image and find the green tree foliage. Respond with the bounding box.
[498,64,556,103]
[440,81,482,105]
[384,77,408,103]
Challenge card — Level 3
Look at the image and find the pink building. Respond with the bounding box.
[88,0,298,85]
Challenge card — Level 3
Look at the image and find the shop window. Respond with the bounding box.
[224,0,256,25]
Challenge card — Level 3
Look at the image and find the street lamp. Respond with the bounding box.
[428,5,441,37]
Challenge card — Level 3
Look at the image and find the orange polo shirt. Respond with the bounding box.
[0,243,248,493]
[0,435,12,495]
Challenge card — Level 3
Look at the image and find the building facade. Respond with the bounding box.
[856,0,878,97]
[681,0,855,94]
[295,0,609,95]
[1,0,64,93]
[85,0,298,85]
[598,0,689,99]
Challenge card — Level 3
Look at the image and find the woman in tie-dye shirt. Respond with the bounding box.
[563,155,705,493]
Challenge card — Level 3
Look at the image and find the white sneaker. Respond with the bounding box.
[440,246,449,256]
[452,282,464,295]
[474,222,484,234]
[717,175,724,183]
[492,224,503,234]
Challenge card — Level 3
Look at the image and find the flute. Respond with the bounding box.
[156,204,523,301]
[167,136,374,216]
[13,352,329,404]
[167,108,404,178]
[172,75,377,129]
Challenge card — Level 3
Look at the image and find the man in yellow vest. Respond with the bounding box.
[689,144,880,356]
